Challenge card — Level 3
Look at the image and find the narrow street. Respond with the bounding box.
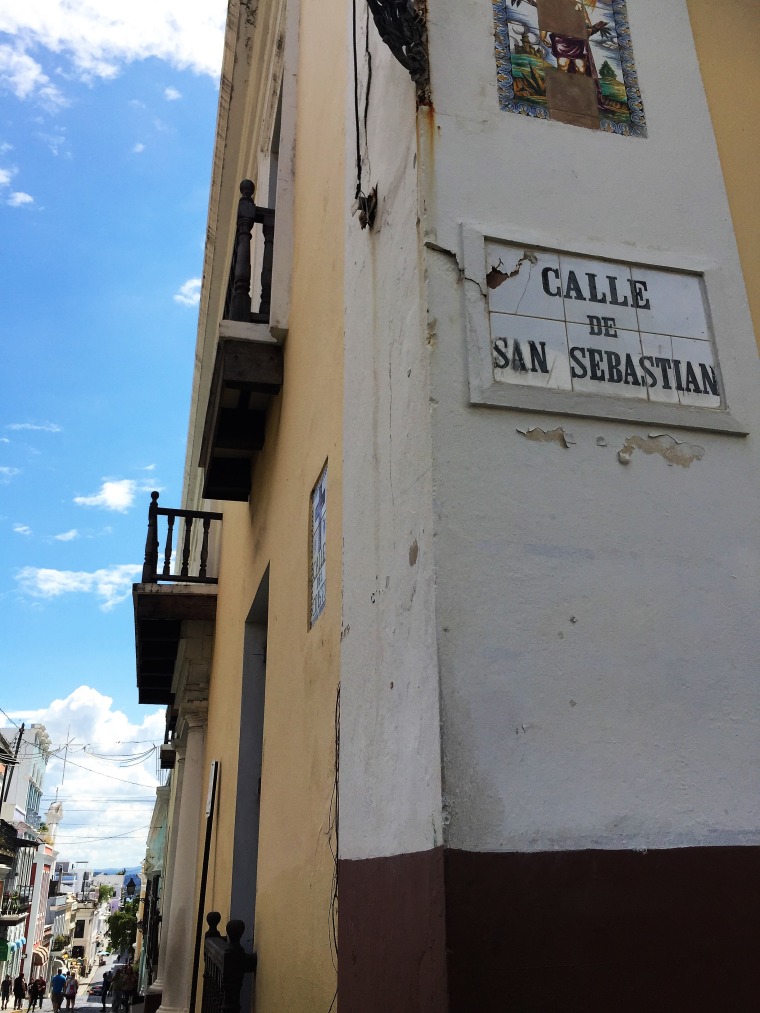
[22,955,121,1013]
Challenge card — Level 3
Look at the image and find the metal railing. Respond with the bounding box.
[223,180,275,325]
[141,492,223,585]
[1,889,33,915]
[201,914,256,1013]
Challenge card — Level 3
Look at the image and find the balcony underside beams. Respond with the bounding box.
[200,329,284,501]
[133,584,218,705]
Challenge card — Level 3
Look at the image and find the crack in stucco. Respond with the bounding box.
[617,433,705,467]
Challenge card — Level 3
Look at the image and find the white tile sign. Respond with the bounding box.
[310,465,327,627]
[485,242,721,409]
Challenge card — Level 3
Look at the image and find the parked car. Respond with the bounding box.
[88,984,103,997]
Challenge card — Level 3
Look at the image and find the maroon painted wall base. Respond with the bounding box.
[339,845,760,1012]
[338,848,448,1012]
[143,990,161,1013]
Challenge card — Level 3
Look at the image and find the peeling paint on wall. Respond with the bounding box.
[517,426,576,448]
[617,433,705,467]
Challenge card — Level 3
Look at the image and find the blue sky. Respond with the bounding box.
[0,0,226,865]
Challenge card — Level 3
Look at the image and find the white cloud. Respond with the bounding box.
[0,466,21,481]
[164,86,181,101]
[7,421,62,432]
[0,167,13,186]
[8,191,33,207]
[142,464,156,471]
[0,42,67,107]
[54,528,79,541]
[0,2,226,91]
[74,478,138,512]
[16,563,142,610]
[38,130,67,156]
[13,523,32,535]
[8,687,165,869]
[132,142,145,154]
[0,142,12,153]
[174,277,201,306]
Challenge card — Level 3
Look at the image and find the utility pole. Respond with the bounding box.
[60,725,73,785]
[1,722,24,805]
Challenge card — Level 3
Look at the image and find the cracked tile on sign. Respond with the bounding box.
[634,268,709,339]
[485,243,564,320]
[567,321,644,399]
[559,254,639,332]
[640,332,678,404]
[671,335,722,409]
[491,313,571,390]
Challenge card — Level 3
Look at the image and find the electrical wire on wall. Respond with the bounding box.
[351,0,377,229]
[325,683,340,1013]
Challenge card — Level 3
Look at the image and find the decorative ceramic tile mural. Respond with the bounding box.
[310,464,327,627]
[493,0,646,135]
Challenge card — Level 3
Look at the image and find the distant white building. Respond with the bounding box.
[91,873,123,899]
[0,727,57,981]
[0,725,52,828]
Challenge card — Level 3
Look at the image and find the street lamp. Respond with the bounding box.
[125,878,136,900]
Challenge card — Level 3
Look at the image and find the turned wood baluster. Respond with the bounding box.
[258,210,275,319]
[221,921,250,1013]
[229,180,256,322]
[142,491,160,583]
[181,517,193,578]
[199,517,212,580]
[163,512,175,577]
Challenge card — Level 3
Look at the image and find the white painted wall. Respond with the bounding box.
[339,14,444,862]
[422,0,760,851]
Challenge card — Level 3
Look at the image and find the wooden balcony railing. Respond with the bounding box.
[223,179,275,325]
[141,492,223,585]
[201,914,256,1013]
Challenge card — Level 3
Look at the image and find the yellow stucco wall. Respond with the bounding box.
[193,0,346,1009]
[688,0,760,350]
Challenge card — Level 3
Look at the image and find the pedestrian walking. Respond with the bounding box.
[120,968,136,1012]
[1,976,11,1010]
[109,969,124,1013]
[49,970,66,1013]
[63,974,78,1011]
[33,979,45,1011]
[100,971,112,1012]
[25,979,38,1012]
[12,975,26,1011]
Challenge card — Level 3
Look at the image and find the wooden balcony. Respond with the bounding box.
[200,180,284,502]
[201,914,256,1013]
[133,493,222,705]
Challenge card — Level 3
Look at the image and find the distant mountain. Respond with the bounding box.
[93,866,142,876]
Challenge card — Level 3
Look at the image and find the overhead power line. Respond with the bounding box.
[0,707,22,730]
[53,824,151,844]
[45,754,158,788]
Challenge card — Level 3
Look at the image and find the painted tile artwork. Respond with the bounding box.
[310,465,327,627]
[492,0,646,135]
